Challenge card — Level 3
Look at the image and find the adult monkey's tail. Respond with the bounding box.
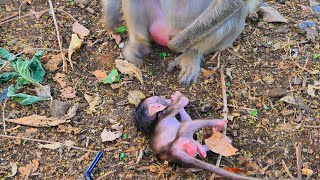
[101,0,121,30]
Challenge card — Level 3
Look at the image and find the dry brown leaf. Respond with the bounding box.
[60,86,77,99]
[93,70,107,81]
[38,142,61,150]
[110,82,124,89]
[100,128,122,142]
[112,33,121,45]
[8,163,17,177]
[201,68,214,79]
[57,124,80,134]
[18,159,39,177]
[35,85,51,98]
[205,131,238,156]
[64,103,79,119]
[30,9,45,19]
[307,81,320,97]
[127,90,146,106]
[72,22,90,39]
[245,161,261,171]
[5,115,67,127]
[64,140,75,150]
[280,95,310,110]
[25,128,38,134]
[45,53,64,71]
[54,73,67,88]
[262,75,274,84]
[68,34,83,69]
[302,168,313,176]
[84,93,101,114]
[116,59,144,85]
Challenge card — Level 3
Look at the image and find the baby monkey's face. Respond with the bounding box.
[145,96,172,116]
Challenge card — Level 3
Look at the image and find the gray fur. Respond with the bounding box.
[102,0,258,84]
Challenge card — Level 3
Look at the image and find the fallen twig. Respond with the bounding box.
[0,8,76,26]
[0,13,18,23]
[212,64,228,180]
[48,0,68,71]
[295,143,302,180]
[227,49,248,62]
[281,160,295,179]
[0,134,97,153]
[96,170,116,180]
[303,125,320,128]
[136,148,144,164]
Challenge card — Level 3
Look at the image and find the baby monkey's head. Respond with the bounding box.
[133,96,171,134]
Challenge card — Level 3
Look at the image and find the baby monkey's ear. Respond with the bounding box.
[148,103,167,116]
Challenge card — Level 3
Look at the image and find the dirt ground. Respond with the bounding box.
[0,0,320,179]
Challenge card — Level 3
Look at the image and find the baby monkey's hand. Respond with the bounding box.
[171,91,189,107]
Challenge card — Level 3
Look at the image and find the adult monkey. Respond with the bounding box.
[102,0,258,84]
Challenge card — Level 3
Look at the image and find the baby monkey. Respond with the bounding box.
[134,92,259,180]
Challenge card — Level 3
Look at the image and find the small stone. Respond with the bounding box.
[75,0,89,5]
[291,77,302,85]
[268,87,287,98]
[232,130,238,137]
[201,104,211,113]
[119,42,125,48]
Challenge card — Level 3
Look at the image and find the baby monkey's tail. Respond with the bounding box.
[101,0,121,30]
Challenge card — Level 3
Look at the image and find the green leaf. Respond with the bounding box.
[0,59,6,66]
[263,104,269,110]
[314,54,320,59]
[119,153,125,160]
[29,51,45,83]
[0,72,19,84]
[225,82,231,88]
[160,52,167,58]
[102,68,120,84]
[0,48,14,61]
[251,109,258,117]
[7,85,47,105]
[15,59,41,87]
[115,26,127,33]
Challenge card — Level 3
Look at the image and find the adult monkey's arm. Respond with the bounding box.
[168,0,244,52]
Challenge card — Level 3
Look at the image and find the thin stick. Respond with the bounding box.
[96,170,116,180]
[227,49,248,62]
[18,0,26,19]
[0,8,76,26]
[0,52,25,71]
[226,104,256,111]
[281,160,295,179]
[303,125,320,128]
[47,0,67,71]
[212,64,228,179]
[0,134,97,153]
[0,13,18,23]
[29,48,67,52]
[295,143,302,180]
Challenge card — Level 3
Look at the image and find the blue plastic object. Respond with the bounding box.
[299,21,316,30]
[0,89,8,103]
[85,151,103,180]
